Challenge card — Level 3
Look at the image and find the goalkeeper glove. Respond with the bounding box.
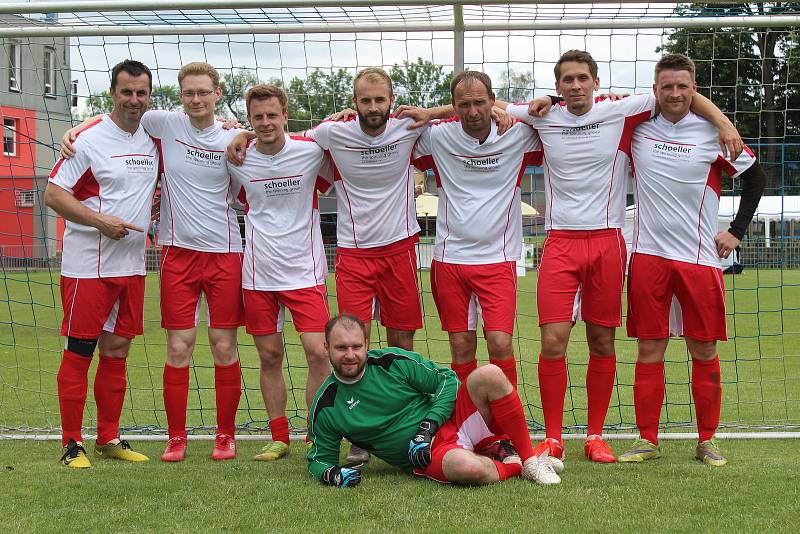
[322,466,362,488]
[408,419,439,469]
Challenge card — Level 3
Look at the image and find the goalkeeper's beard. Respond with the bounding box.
[332,358,366,380]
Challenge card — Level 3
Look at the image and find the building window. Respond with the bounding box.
[14,190,35,208]
[71,79,79,107]
[3,118,17,156]
[44,47,56,96]
[8,41,21,92]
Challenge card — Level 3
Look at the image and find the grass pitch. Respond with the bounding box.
[0,268,799,531]
[2,439,798,532]
[1,268,798,434]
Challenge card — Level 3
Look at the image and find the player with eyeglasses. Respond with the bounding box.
[61,62,247,463]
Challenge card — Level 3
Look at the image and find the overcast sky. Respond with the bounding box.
[16,2,670,99]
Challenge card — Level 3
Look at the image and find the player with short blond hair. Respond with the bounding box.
[619,54,765,466]
[61,61,246,462]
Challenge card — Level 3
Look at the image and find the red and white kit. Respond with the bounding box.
[305,116,422,329]
[628,112,756,340]
[508,95,656,325]
[413,119,542,333]
[228,136,331,334]
[141,110,245,329]
[50,114,160,337]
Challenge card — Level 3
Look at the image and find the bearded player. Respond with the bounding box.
[307,314,561,486]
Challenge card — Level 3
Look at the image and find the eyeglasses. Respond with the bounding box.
[180,90,214,99]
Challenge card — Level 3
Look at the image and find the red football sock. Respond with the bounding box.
[692,356,722,442]
[586,353,616,436]
[452,359,478,384]
[493,459,522,480]
[634,361,665,445]
[94,355,127,445]
[538,355,567,441]
[489,356,518,389]
[214,361,242,436]
[163,364,190,439]
[489,391,535,462]
[269,415,290,444]
[57,350,92,447]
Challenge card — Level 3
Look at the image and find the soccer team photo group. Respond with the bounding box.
[1,2,799,531]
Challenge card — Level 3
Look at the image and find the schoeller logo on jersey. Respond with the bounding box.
[346,397,361,410]
[452,151,502,171]
[120,155,155,172]
[348,143,399,162]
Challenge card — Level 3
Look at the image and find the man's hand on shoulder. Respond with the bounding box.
[408,419,439,469]
[597,92,630,101]
[527,96,555,118]
[718,122,744,162]
[226,131,253,166]
[60,115,102,159]
[394,105,432,129]
[322,465,362,488]
[60,127,80,159]
[715,231,741,259]
[218,117,244,130]
[325,108,357,121]
[491,106,514,135]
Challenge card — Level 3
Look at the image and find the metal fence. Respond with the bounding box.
[5,237,799,271]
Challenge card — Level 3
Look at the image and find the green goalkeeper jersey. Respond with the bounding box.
[307,348,459,481]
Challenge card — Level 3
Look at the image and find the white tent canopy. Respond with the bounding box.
[719,196,800,245]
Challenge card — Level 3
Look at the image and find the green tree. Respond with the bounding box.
[390,58,453,108]
[84,84,182,117]
[286,68,354,130]
[496,69,535,103]
[659,2,800,192]
[219,70,262,122]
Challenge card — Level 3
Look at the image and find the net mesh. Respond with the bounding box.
[1,3,799,437]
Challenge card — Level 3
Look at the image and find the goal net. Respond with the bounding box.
[1,1,798,439]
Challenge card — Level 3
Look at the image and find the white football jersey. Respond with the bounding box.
[413,119,542,264]
[508,93,656,230]
[228,136,331,291]
[303,116,421,250]
[630,112,756,268]
[49,115,160,278]
[141,110,243,253]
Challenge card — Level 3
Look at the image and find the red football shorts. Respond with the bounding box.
[334,247,422,331]
[627,253,727,342]
[430,260,517,334]
[414,383,502,484]
[537,229,626,327]
[159,246,244,330]
[60,275,145,340]
[243,285,330,335]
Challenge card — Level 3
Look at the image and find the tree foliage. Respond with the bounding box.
[390,58,453,108]
[84,84,181,116]
[659,2,800,191]
[496,69,536,103]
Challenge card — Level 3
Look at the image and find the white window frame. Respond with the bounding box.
[3,118,17,157]
[44,47,56,96]
[8,41,21,92]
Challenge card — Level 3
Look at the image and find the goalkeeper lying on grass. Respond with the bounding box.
[307,314,561,486]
